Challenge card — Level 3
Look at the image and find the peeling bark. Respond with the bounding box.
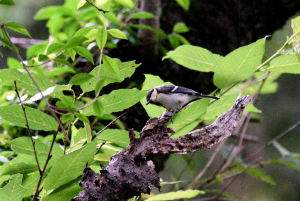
[73,95,251,201]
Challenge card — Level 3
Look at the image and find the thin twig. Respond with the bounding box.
[1,25,70,143]
[95,141,106,155]
[86,0,109,13]
[92,111,128,140]
[27,51,65,67]
[14,81,42,174]
[32,129,59,201]
[169,152,196,192]
[191,141,224,187]
[244,119,300,163]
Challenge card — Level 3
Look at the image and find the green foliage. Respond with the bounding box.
[0,174,26,201]
[1,1,300,200]
[145,190,204,201]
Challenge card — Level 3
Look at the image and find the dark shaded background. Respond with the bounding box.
[1,0,300,200]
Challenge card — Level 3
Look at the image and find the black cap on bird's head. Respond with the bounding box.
[146,88,154,105]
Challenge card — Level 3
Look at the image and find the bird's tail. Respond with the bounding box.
[199,94,219,100]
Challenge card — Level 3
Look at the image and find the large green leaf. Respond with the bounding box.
[96,27,107,50]
[69,73,94,85]
[80,59,140,92]
[64,36,88,49]
[170,98,211,138]
[0,68,55,94]
[22,171,40,197]
[0,174,26,201]
[41,179,83,201]
[83,89,147,116]
[291,16,300,34]
[97,129,130,148]
[213,38,266,89]
[203,93,239,121]
[268,54,300,74]
[4,22,31,37]
[107,29,128,40]
[164,45,222,72]
[146,190,204,201]
[11,137,63,159]
[73,46,94,64]
[245,167,275,185]
[0,105,58,131]
[43,140,96,191]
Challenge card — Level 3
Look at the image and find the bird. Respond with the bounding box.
[146,85,219,117]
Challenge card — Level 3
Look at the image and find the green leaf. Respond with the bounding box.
[73,46,94,64]
[245,167,276,185]
[0,105,58,131]
[146,190,204,201]
[4,22,31,37]
[170,98,211,137]
[43,140,96,191]
[96,27,107,50]
[11,137,63,158]
[34,6,59,20]
[69,73,94,85]
[93,99,103,117]
[203,94,239,120]
[164,45,222,72]
[0,69,55,94]
[97,129,130,148]
[75,113,90,124]
[41,179,83,201]
[80,59,140,92]
[130,24,154,31]
[99,88,147,115]
[291,16,300,34]
[77,0,86,9]
[64,36,88,49]
[47,67,76,77]
[84,122,92,143]
[27,42,48,59]
[0,0,14,5]
[95,80,105,95]
[7,57,23,69]
[22,171,40,197]
[173,22,189,33]
[244,102,262,113]
[213,38,266,89]
[175,0,190,11]
[83,89,147,116]
[107,29,128,40]
[268,54,300,74]
[0,29,14,50]
[0,174,26,201]
[114,0,134,9]
[129,12,155,19]
[46,42,65,55]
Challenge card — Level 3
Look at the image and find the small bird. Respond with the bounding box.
[146,85,219,117]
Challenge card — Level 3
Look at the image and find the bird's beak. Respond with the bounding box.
[146,101,150,105]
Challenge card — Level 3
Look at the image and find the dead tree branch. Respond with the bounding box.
[72,95,251,201]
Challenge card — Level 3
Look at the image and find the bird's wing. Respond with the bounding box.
[156,85,198,95]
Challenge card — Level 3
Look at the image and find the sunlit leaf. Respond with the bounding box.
[43,140,96,191]
[213,39,266,89]
[0,174,26,201]
[291,16,300,34]
[4,22,31,37]
[129,12,155,19]
[268,54,300,74]
[146,190,204,201]
[107,29,128,40]
[173,22,189,33]
[175,0,190,11]
[0,105,58,131]
[97,129,130,148]
[164,45,222,72]
[73,46,94,64]
[69,73,94,85]
[96,27,107,50]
